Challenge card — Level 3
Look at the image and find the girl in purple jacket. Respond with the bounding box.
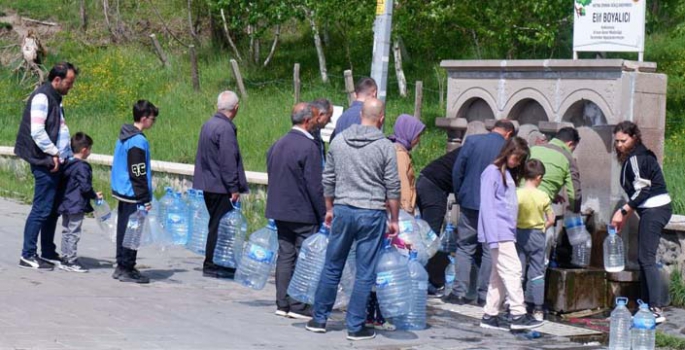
[477,137,543,331]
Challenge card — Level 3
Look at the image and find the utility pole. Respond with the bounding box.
[370,0,393,128]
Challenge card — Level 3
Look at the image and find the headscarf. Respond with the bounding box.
[388,114,426,151]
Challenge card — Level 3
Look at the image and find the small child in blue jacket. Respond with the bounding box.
[57,132,102,272]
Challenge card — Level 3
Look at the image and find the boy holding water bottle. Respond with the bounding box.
[56,132,102,273]
[515,159,555,321]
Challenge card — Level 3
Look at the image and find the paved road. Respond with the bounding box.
[0,198,603,350]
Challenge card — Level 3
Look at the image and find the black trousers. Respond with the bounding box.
[203,192,235,270]
[116,202,139,270]
[275,220,318,312]
[637,203,672,308]
[416,176,450,287]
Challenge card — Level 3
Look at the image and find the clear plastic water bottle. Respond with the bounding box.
[146,197,170,248]
[334,242,356,310]
[397,210,421,246]
[631,300,656,350]
[375,239,412,318]
[166,192,190,245]
[122,205,149,250]
[416,217,440,259]
[287,224,331,304]
[608,297,631,350]
[235,219,279,290]
[186,190,210,255]
[393,251,429,330]
[571,231,592,268]
[440,210,457,253]
[564,211,586,245]
[214,201,247,269]
[93,199,117,243]
[604,225,625,272]
[158,187,175,229]
[444,255,456,295]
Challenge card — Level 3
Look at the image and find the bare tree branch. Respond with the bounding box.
[146,0,189,48]
[220,8,242,62]
[263,25,280,67]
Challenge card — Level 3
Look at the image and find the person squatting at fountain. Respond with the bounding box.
[611,121,672,324]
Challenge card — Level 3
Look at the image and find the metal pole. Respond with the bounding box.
[370,0,393,129]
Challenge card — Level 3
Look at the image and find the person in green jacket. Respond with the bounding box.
[529,127,582,266]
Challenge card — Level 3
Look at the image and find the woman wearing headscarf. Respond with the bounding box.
[389,114,426,214]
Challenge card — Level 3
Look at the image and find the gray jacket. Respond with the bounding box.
[323,124,400,210]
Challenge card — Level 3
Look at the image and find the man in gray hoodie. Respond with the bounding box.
[306,98,400,341]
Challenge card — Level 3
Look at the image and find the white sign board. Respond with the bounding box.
[573,0,646,53]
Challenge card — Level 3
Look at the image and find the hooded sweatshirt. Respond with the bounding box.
[111,124,152,204]
[57,158,97,215]
[323,124,400,210]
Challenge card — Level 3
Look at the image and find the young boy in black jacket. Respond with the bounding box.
[57,132,102,272]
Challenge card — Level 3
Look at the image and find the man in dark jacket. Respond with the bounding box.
[310,98,333,167]
[447,119,515,305]
[193,91,249,279]
[15,62,78,270]
[111,100,158,283]
[266,102,326,319]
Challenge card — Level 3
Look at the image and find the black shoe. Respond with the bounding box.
[40,254,62,267]
[112,266,126,279]
[202,267,235,279]
[442,293,471,305]
[510,313,544,330]
[305,319,326,333]
[288,307,313,320]
[347,328,376,341]
[19,255,54,270]
[480,314,509,331]
[427,284,445,298]
[60,259,89,273]
[118,268,150,284]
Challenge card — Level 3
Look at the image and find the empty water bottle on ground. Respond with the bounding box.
[608,297,631,350]
[604,225,625,272]
[287,224,331,304]
[235,219,279,290]
[93,199,117,243]
[444,255,456,295]
[375,239,412,318]
[214,201,247,269]
[631,300,656,350]
[186,190,210,255]
[564,211,586,245]
[440,209,457,253]
[122,205,149,250]
[166,192,190,245]
[393,251,429,330]
[571,230,592,268]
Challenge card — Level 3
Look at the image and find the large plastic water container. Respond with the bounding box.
[604,225,625,272]
[235,219,279,290]
[334,242,356,310]
[445,255,456,295]
[186,190,210,255]
[564,211,587,245]
[393,251,429,330]
[375,239,412,318]
[287,225,331,304]
[608,297,631,350]
[166,192,190,245]
[146,197,171,248]
[158,187,175,229]
[214,201,248,269]
[571,230,592,268]
[122,205,150,250]
[416,217,440,259]
[631,301,656,350]
[397,210,421,246]
[93,199,117,243]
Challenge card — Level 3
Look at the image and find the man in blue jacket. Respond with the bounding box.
[446,119,515,305]
[193,91,248,279]
[266,102,326,319]
[330,77,377,140]
[111,100,158,284]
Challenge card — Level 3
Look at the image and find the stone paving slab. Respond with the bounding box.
[0,197,605,350]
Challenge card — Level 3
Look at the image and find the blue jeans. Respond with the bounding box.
[313,205,386,332]
[22,165,61,259]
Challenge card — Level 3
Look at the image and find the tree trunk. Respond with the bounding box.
[220,9,242,62]
[190,44,200,91]
[393,41,407,98]
[306,9,328,83]
[254,38,260,65]
[80,0,87,31]
[149,34,169,68]
[187,0,200,45]
[263,25,280,67]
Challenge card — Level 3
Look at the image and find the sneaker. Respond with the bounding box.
[202,267,235,279]
[275,309,289,317]
[480,314,509,331]
[427,284,445,298]
[442,293,471,305]
[347,328,376,341]
[118,268,150,284]
[305,319,326,333]
[288,308,312,320]
[60,260,89,273]
[112,266,126,279]
[510,313,544,330]
[374,321,396,331]
[40,255,62,267]
[650,307,666,324]
[19,255,54,270]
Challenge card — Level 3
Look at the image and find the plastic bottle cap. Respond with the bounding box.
[409,251,418,260]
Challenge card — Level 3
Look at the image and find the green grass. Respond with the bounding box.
[657,331,685,350]
[670,265,685,308]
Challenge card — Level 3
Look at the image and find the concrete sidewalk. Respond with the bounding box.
[0,198,602,350]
